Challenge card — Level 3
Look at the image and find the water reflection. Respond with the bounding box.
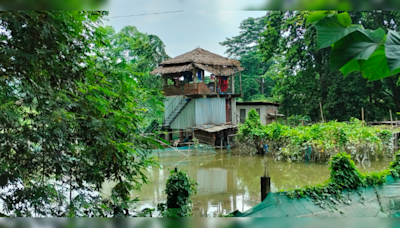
[116,150,392,217]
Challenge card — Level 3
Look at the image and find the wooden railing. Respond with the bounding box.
[163,84,184,96]
[184,82,213,95]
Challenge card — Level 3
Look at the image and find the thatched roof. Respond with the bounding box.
[150,48,244,76]
[160,48,236,66]
[151,64,193,75]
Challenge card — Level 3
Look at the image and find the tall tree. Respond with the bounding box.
[259,11,400,121]
[103,25,169,126]
[0,11,159,217]
[220,16,276,101]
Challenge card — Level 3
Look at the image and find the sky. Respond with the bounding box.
[102,0,267,58]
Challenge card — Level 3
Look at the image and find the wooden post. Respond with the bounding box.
[390,110,393,127]
[168,129,173,143]
[214,75,217,93]
[274,110,277,123]
[239,72,242,96]
[231,74,235,94]
[362,107,364,127]
[163,75,168,85]
[261,174,270,202]
[319,102,324,123]
[179,129,183,143]
[301,119,304,126]
[192,69,197,83]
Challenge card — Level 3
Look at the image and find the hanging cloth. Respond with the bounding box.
[218,76,229,92]
[197,70,203,81]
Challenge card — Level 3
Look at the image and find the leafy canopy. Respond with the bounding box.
[0,11,160,217]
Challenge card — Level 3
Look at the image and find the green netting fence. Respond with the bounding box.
[236,176,400,217]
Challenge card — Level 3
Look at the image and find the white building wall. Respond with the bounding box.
[236,105,278,125]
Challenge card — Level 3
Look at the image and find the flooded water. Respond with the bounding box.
[104,149,393,217]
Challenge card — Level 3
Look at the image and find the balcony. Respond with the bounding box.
[184,82,213,95]
[163,82,213,96]
[163,84,184,96]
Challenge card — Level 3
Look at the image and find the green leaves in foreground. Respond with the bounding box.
[311,11,400,81]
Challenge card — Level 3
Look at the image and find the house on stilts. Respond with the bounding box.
[150,48,245,147]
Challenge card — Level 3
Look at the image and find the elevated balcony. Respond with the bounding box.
[163,82,240,98]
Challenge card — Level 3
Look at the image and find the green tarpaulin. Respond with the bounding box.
[237,176,400,217]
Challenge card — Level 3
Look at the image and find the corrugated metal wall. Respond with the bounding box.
[195,97,226,126]
[170,99,196,129]
[164,96,226,129]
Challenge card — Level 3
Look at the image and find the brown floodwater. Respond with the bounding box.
[102,149,393,217]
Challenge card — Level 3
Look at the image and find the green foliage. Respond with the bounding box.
[238,109,266,137]
[158,169,198,217]
[258,11,400,121]
[283,153,397,209]
[329,153,364,189]
[103,25,168,127]
[237,109,267,154]
[0,11,160,217]
[389,151,400,178]
[220,16,276,100]
[259,119,394,161]
[311,11,400,81]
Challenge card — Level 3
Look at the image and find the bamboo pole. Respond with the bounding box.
[319,102,324,123]
[362,107,364,127]
[390,110,393,127]
[214,75,216,93]
[231,74,235,94]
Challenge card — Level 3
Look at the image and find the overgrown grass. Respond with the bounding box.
[262,118,394,162]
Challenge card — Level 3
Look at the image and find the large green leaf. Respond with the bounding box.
[340,59,360,76]
[358,46,391,81]
[307,11,330,23]
[330,28,385,71]
[336,12,352,27]
[315,13,361,49]
[385,30,400,72]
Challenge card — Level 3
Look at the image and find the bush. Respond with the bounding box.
[158,169,198,217]
[262,119,394,162]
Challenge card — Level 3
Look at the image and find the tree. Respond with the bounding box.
[258,11,400,121]
[103,25,169,126]
[220,16,276,101]
[0,11,159,217]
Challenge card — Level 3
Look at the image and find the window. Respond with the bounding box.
[240,109,246,123]
[256,108,260,117]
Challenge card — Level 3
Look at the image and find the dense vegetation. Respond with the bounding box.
[281,152,400,212]
[222,11,400,121]
[0,11,167,217]
[237,109,394,162]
